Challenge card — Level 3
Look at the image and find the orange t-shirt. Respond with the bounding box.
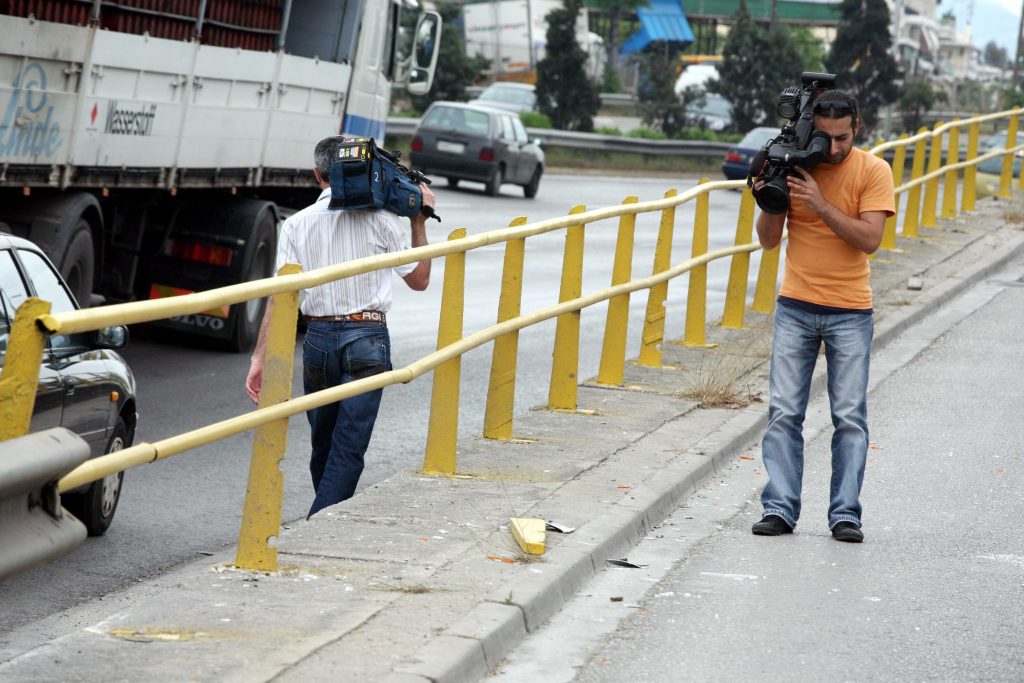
[780,147,895,309]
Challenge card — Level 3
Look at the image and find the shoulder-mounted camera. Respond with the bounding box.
[748,71,837,215]
[329,137,439,221]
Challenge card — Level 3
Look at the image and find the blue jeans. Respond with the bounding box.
[303,321,391,518]
[760,302,873,530]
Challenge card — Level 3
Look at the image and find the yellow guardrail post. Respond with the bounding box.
[684,179,712,346]
[941,121,960,219]
[0,298,50,442]
[903,128,928,238]
[752,243,780,314]
[483,218,528,440]
[597,196,639,386]
[548,206,587,411]
[722,188,755,328]
[423,228,468,475]
[963,121,979,213]
[880,135,908,251]
[637,190,678,367]
[921,122,943,228]
[1000,109,1019,198]
[235,263,302,572]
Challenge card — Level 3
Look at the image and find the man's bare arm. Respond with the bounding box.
[756,211,786,250]
[787,167,886,253]
[245,297,273,403]
[402,183,434,291]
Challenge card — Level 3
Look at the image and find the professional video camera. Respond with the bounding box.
[329,137,440,221]
[748,71,838,215]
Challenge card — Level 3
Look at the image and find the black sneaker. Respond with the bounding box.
[752,515,793,536]
[831,521,864,543]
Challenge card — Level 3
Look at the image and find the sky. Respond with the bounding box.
[945,0,1021,53]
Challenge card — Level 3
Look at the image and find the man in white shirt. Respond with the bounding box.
[246,135,433,518]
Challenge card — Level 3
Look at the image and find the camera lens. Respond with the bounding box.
[754,175,790,215]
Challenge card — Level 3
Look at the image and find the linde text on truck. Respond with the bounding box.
[0,0,440,350]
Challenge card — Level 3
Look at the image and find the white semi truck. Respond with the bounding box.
[0,0,440,350]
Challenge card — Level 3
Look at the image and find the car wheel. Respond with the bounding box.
[447,177,460,189]
[486,165,503,196]
[63,418,128,536]
[523,165,542,199]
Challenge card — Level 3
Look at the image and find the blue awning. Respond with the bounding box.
[621,0,695,55]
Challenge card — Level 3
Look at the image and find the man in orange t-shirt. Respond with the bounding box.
[751,90,895,543]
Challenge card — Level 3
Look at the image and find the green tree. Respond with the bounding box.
[536,0,601,131]
[983,40,1009,69]
[410,3,489,111]
[788,26,826,72]
[587,0,649,93]
[897,79,945,133]
[824,0,899,132]
[711,0,803,132]
[634,47,704,138]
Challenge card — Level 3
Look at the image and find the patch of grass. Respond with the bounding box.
[1001,208,1024,224]
[543,146,719,175]
[681,318,772,409]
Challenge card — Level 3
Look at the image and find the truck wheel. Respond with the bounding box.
[486,165,504,196]
[63,418,127,536]
[61,224,95,307]
[228,209,276,352]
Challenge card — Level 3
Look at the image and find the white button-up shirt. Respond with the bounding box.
[275,189,416,316]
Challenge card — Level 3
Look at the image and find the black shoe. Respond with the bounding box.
[832,521,864,543]
[752,515,793,536]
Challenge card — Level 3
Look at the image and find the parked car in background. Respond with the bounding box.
[410,101,545,197]
[686,93,732,132]
[722,126,779,180]
[0,233,137,536]
[974,150,1021,197]
[469,82,537,113]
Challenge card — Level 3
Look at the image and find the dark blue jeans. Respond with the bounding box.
[302,321,390,518]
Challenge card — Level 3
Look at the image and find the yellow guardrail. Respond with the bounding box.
[1,106,1021,572]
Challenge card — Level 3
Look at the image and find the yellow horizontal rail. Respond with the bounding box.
[41,180,746,337]
[58,235,766,494]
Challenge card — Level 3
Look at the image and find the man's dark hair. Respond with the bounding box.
[314,136,345,179]
[812,90,860,129]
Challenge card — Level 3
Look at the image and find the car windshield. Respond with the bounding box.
[422,105,491,135]
[738,127,777,148]
[688,94,731,117]
[479,85,535,108]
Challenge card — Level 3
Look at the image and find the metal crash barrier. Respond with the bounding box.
[0,428,90,581]
[2,107,1023,574]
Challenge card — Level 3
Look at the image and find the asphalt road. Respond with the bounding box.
[0,171,761,635]
[495,258,1024,682]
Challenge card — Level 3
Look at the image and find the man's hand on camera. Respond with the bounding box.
[787,167,827,214]
[420,182,436,210]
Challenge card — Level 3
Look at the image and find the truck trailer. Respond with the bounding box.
[0,0,440,350]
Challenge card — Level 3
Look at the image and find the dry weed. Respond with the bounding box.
[1001,209,1024,225]
[681,317,771,409]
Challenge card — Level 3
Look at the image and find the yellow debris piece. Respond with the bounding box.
[510,517,546,555]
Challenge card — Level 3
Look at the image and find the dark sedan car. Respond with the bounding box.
[0,233,136,535]
[410,101,544,197]
[722,126,779,180]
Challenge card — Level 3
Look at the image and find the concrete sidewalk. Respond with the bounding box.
[3,194,1024,682]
